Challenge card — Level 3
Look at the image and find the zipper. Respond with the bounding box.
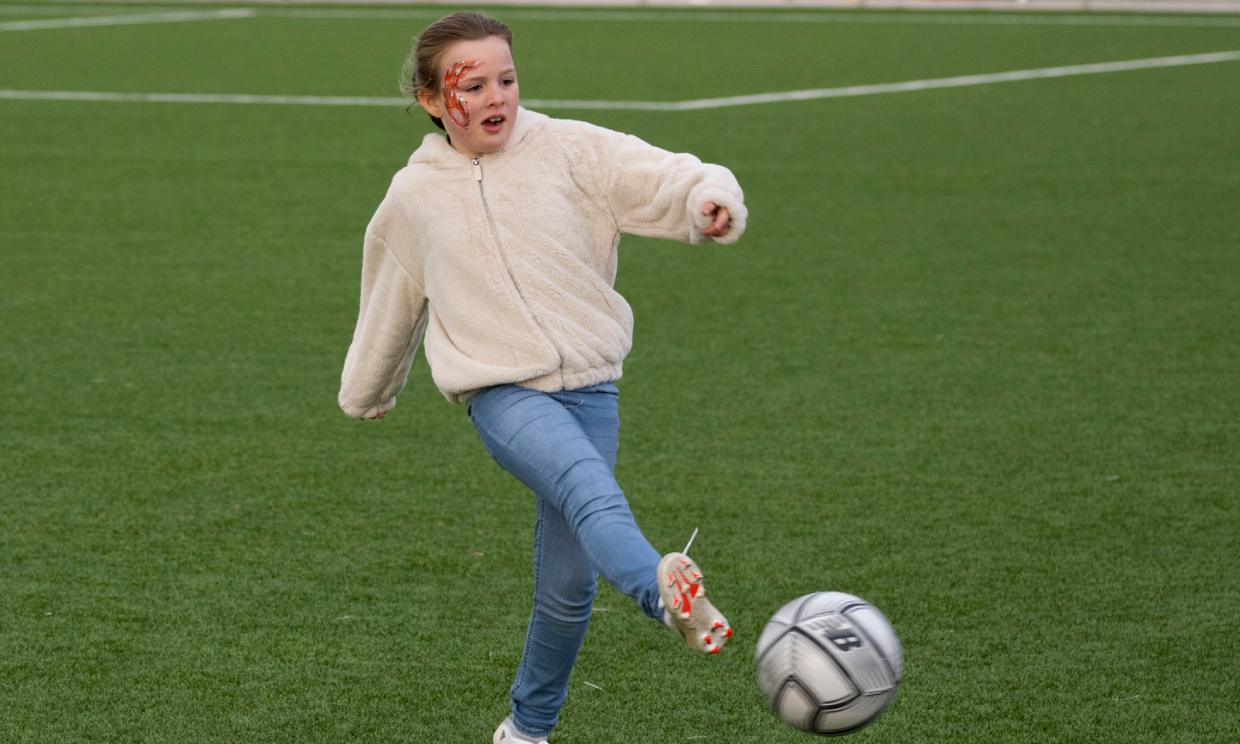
[470,157,561,366]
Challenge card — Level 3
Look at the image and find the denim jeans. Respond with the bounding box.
[468,383,662,737]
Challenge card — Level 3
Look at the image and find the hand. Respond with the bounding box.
[701,202,732,238]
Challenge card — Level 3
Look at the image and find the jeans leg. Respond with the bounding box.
[470,385,661,613]
[507,499,596,736]
[469,384,663,736]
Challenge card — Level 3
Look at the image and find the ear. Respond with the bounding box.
[416,88,443,119]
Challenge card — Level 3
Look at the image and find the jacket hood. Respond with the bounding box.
[408,107,547,169]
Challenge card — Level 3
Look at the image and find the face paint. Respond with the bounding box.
[442,58,479,129]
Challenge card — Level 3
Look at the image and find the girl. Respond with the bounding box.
[338,11,748,743]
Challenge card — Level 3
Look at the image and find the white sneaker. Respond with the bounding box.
[657,551,733,654]
[493,716,548,744]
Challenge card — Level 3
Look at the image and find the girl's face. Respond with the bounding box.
[418,35,519,158]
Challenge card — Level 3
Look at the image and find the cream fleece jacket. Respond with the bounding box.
[338,108,747,418]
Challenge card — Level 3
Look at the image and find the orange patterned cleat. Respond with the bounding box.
[658,552,732,654]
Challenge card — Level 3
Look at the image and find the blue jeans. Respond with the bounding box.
[468,383,663,737]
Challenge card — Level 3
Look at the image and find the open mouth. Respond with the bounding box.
[481,115,505,132]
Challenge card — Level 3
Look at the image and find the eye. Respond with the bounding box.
[465,84,482,93]
[502,78,516,87]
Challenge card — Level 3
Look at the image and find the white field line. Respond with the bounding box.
[0,9,255,33]
[578,49,1240,111]
[2,50,1239,110]
[5,4,1239,28]
[259,7,1240,28]
[0,6,144,15]
[0,90,405,105]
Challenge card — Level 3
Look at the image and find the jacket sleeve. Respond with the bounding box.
[600,131,748,245]
[338,224,428,420]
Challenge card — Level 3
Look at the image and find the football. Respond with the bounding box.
[755,592,902,736]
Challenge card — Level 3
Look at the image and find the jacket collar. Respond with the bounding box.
[409,107,546,169]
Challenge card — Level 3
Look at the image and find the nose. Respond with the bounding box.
[485,84,506,108]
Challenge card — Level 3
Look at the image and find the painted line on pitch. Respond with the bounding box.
[592,49,1240,111]
[0,9,255,33]
[2,50,1239,110]
[0,90,404,106]
[0,6,143,15]
[12,5,1238,29]
[2,5,1238,29]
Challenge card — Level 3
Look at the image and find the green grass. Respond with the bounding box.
[3,3,1240,742]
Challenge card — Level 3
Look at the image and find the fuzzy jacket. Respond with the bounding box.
[338,107,748,418]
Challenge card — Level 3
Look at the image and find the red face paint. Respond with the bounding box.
[443,58,479,129]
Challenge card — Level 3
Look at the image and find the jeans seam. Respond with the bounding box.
[510,501,545,713]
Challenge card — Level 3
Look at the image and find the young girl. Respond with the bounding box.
[338,11,748,743]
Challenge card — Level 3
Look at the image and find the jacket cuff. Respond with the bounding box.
[339,396,397,420]
[688,184,748,245]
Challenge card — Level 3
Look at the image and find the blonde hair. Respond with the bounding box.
[401,11,513,130]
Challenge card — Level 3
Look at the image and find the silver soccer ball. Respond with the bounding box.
[755,592,903,735]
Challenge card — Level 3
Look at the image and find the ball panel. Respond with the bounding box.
[846,604,903,677]
[774,679,819,733]
[812,691,897,735]
[795,591,864,621]
[756,627,858,707]
[755,631,797,705]
[785,630,857,706]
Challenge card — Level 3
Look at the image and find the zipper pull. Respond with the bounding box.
[471,158,482,182]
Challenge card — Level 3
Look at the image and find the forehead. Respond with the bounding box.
[440,36,514,73]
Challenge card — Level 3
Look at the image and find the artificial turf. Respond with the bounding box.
[2,3,1239,742]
